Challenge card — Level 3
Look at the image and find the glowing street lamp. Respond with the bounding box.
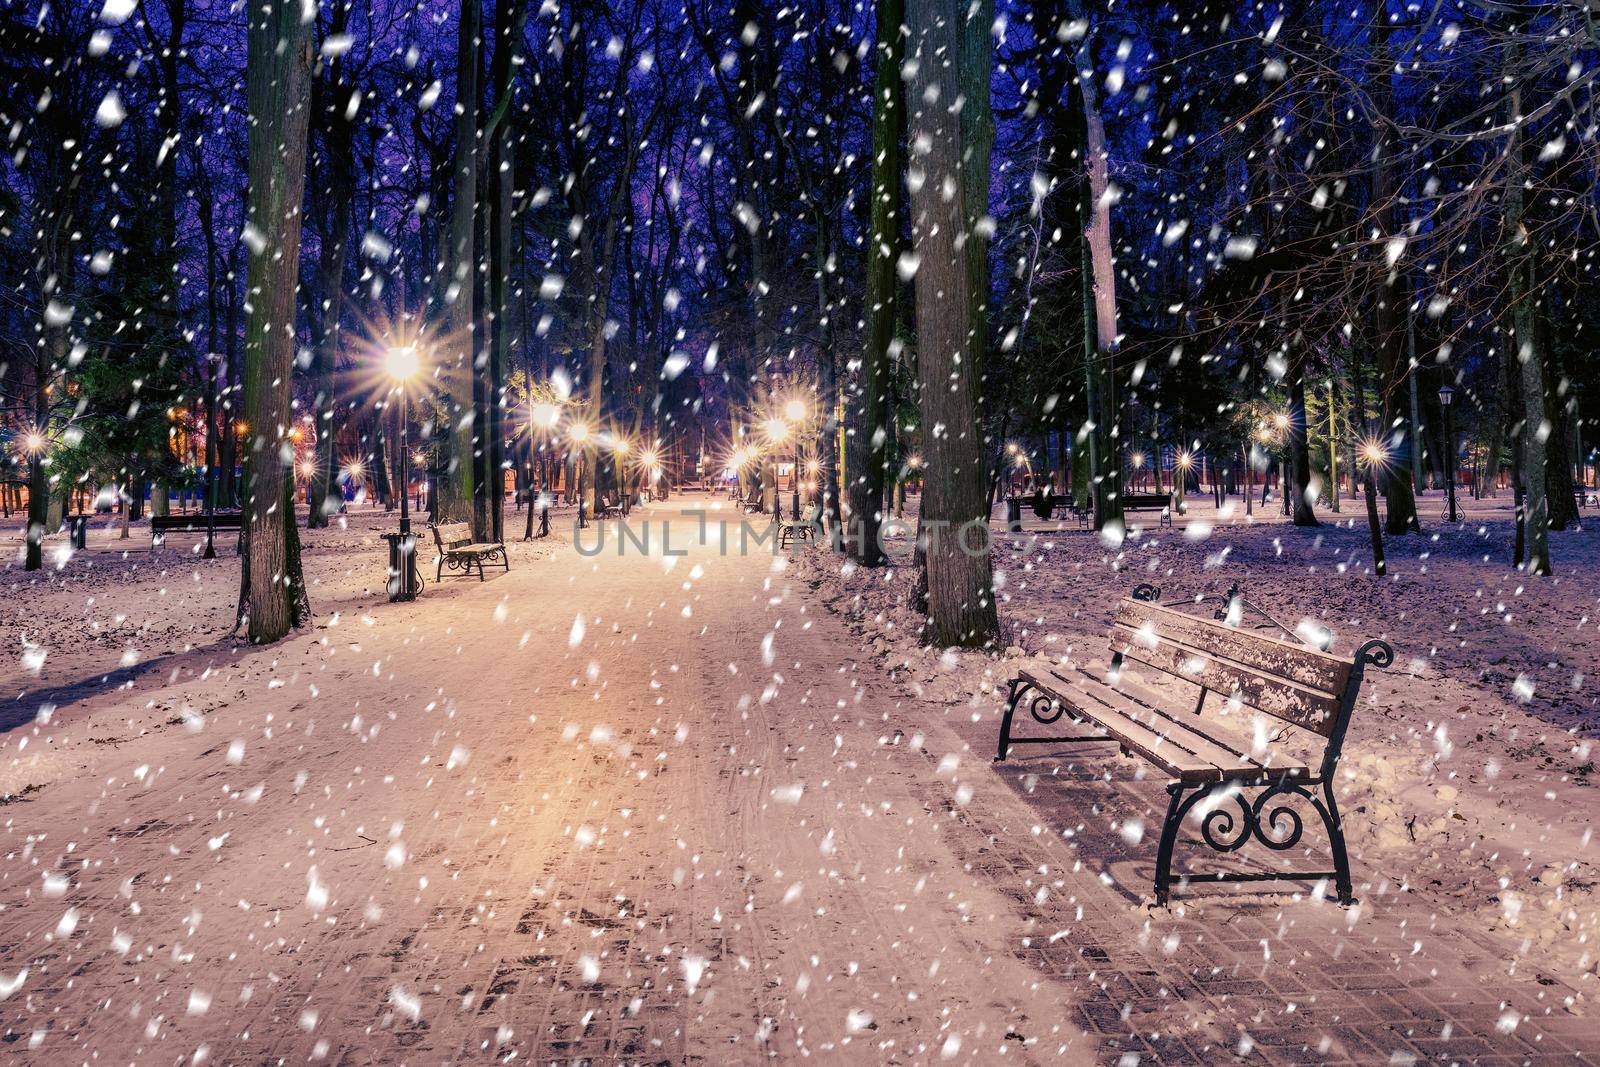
[784,398,807,424]
[568,421,591,445]
[1358,437,1389,577]
[385,345,421,383]
[385,345,423,601]
[764,418,790,443]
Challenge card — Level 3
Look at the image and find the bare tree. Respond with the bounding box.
[236,0,314,642]
[907,0,1000,648]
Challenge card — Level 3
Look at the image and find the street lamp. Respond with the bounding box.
[1359,438,1389,576]
[385,345,422,601]
[1273,412,1291,515]
[568,421,592,526]
[1176,450,1194,514]
[1438,383,1458,523]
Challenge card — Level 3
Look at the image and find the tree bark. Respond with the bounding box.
[847,0,904,565]
[1080,56,1122,529]
[1505,48,1550,574]
[236,0,314,642]
[1287,345,1319,525]
[307,45,356,529]
[906,0,1000,648]
[435,0,482,530]
[1370,30,1421,535]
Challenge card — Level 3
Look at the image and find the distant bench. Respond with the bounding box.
[151,512,242,547]
[997,584,1391,906]
[430,522,508,581]
[1121,492,1175,527]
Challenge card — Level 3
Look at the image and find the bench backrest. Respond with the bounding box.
[1107,597,1352,737]
[433,522,472,548]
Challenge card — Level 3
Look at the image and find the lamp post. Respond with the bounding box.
[1438,383,1458,523]
[569,421,591,527]
[765,415,794,520]
[1176,450,1194,515]
[1360,439,1388,577]
[1273,411,1291,515]
[784,397,808,520]
[385,346,421,601]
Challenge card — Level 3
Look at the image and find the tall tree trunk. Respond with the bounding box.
[1370,30,1420,535]
[1288,345,1319,525]
[220,250,242,511]
[236,0,314,642]
[848,0,904,564]
[481,0,525,542]
[1080,51,1122,529]
[1540,309,1578,530]
[906,0,1000,648]
[307,66,355,529]
[435,0,482,530]
[1505,49,1550,574]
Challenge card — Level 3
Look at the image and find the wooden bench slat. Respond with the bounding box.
[1020,667,1309,781]
[1115,599,1351,695]
[1019,667,1221,778]
[1104,667,1316,776]
[1109,622,1342,736]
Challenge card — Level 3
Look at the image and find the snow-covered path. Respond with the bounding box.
[0,499,1082,1062]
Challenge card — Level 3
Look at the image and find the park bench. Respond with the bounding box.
[996,584,1392,906]
[428,522,509,582]
[779,504,821,549]
[1029,490,1075,521]
[1121,492,1175,527]
[151,511,243,547]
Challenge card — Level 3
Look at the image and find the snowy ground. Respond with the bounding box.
[794,487,1599,1061]
[0,491,1595,1063]
[1,497,1082,1062]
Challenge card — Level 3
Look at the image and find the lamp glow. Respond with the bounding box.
[386,346,421,382]
[784,398,807,423]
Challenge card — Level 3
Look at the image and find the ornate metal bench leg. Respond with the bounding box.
[437,556,445,582]
[1153,782,1190,906]
[1322,779,1355,905]
[995,678,1021,762]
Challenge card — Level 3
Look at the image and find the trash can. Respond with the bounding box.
[1005,496,1022,533]
[382,532,420,602]
[67,513,88,550]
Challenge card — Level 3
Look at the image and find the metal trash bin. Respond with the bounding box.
[67,513,88,550]
[382,532,420,602]
[1005,496,1022,533]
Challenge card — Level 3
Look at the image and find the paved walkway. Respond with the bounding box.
[0,498,1591,1063]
